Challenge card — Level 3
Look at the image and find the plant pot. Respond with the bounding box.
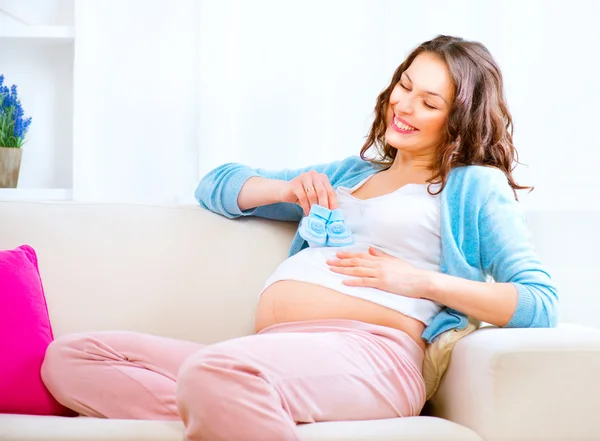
[0,147,23,188]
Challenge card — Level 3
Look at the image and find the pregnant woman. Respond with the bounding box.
[41,35,558,441]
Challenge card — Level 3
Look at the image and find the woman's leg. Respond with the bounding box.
[42,331,204,420]
[176,319,425,441]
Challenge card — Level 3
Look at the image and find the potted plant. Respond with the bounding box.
[0,74,32,188]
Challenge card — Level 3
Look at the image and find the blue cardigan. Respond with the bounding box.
[195,155,559,342]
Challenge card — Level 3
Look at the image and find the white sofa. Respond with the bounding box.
[1,201,599,441]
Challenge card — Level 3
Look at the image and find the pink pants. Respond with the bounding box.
[41,319,425,441]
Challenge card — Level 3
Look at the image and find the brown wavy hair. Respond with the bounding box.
[360,35,532,198]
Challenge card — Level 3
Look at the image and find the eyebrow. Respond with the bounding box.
[403,73,449,106]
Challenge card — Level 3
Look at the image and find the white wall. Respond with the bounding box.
[72,0,198,204]
[0,0,72,25]
[527,210,599,329]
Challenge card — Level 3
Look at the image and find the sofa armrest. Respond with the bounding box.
[427,324,600,441]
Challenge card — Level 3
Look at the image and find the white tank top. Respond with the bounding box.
[261,175,444,325]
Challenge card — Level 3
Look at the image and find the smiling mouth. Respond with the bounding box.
[392,115,419,132]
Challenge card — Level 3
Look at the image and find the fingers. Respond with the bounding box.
[301,176,319,209]
[291,180,311,215]
[313,180,330,209]
[318,174,338,210]
[334,252,372,260]
[342,277,379,288]
[328,265,376,278]
[322,179,338,210]
[290,171,338,214]
[326,257,376,268]
[368,246,392,258]
[328,189,339,210]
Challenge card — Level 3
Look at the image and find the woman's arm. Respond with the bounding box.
[425,274,518,327]
[327,169,558,329]
[236,177,288,212]
[195,156,372,221]
[429,170,559,328]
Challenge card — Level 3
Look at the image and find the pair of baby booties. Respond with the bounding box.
[298,205,353,247]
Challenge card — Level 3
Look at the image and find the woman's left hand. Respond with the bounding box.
[327,246,433,299]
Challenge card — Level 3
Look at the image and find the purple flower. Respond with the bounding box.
[0,75,32,147]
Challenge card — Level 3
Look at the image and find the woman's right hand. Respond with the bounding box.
[280,170,338,215]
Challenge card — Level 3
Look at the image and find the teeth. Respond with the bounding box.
[394,116,416,131]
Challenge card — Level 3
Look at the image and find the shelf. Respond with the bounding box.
[0,25,74,42]
[0,3,75,191]
[0,188,72,201]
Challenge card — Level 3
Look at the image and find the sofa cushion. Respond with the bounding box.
[0,245,72,416]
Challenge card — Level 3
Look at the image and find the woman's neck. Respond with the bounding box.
[385,152,434,183]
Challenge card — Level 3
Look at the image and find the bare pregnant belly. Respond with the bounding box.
[255,280,426,351]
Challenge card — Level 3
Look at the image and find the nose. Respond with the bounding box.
[394,94,414,115]
[394,97,414,116]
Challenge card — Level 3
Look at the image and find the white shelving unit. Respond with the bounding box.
[0,188,72,201]
[0,1,74,200]
[0,25,74,42]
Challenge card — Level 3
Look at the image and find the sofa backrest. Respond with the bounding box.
[3,201,600,342]
[0,202,297,344]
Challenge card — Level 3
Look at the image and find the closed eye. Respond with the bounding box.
[399,83,438,110]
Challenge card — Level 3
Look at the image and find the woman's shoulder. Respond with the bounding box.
[338,155,380,170]
[445,165,514,211]
[327,155,380,181]
[449,164,506,181]
[448,165,509,193]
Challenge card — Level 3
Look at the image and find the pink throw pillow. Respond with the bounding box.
[0,245,72,415]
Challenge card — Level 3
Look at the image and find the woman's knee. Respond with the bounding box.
[176,346,300,440]
[177,347,235,393]
[41,333,91,398]
[175,345,258,412]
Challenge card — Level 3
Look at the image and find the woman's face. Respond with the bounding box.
[385,52,455,158]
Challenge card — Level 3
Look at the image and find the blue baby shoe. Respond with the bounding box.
[298,205,331,247]
[326,208,354,247]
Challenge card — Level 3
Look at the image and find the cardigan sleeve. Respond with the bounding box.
[194,156,363,221]
[478,170,560,328]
